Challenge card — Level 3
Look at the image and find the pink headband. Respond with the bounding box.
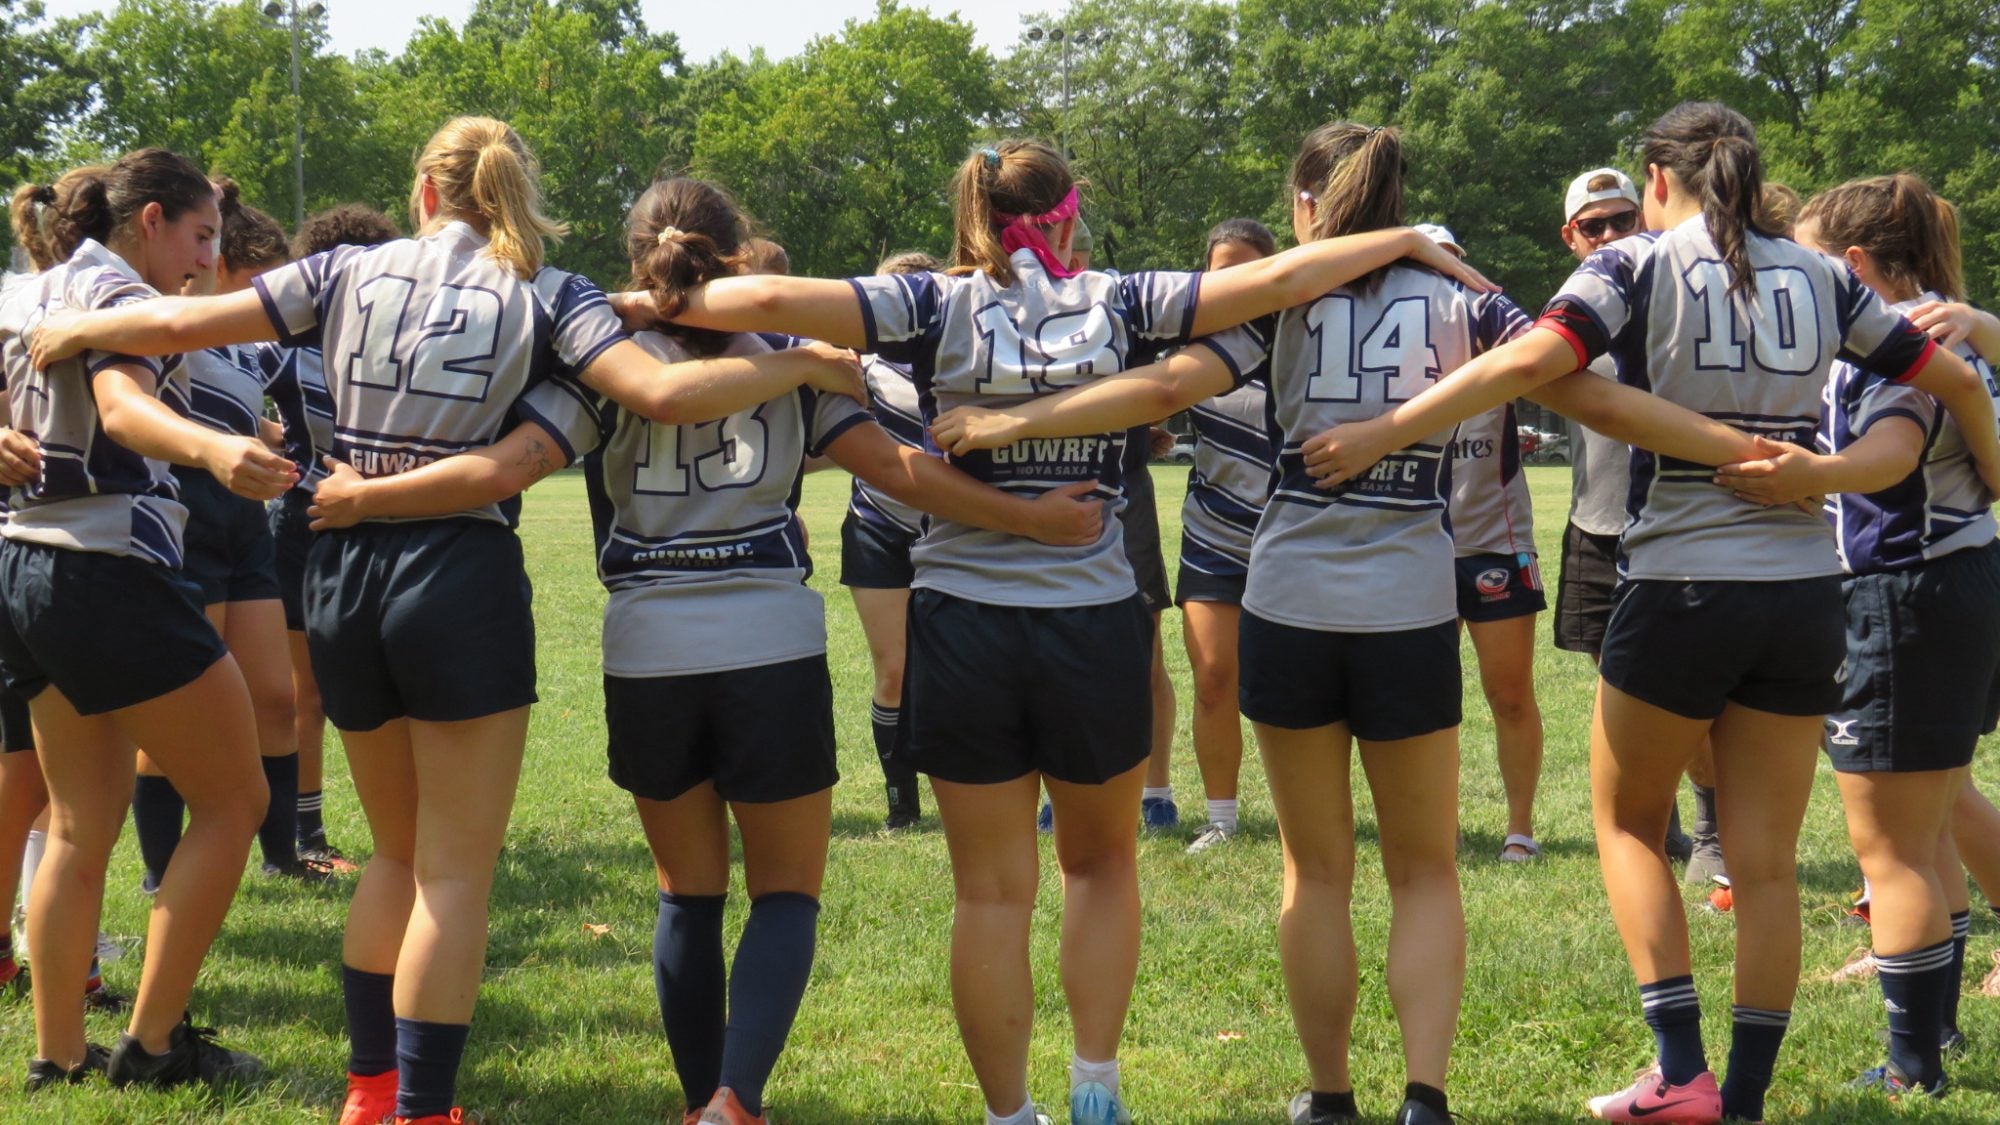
[994,187,1083,278]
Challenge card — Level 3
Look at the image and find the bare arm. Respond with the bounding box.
[1190,228,1496,337]
[94,364,295,500]
[608,276,868,350]
[929,345,1238,456]
[0,391,39,487]
[308,421,567,529]
[32,289,276,367]
[1526,371,1764,468]
[1910,301,2000,361]
[824,422,1104,546]
[1712,418,1926,507]
[574,337,863,427]
[1902,347,2000,495]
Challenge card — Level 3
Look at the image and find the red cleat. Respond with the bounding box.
[341,1070,398,1125]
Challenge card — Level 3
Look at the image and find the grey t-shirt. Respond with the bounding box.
[521,329,872,677]
[1566,355,1633,537]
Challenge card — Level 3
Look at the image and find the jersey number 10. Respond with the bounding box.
[1683,261,1821,376]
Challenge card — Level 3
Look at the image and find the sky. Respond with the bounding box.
[37,0,1056,62]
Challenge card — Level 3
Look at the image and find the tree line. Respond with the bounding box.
[5,0,1997,309]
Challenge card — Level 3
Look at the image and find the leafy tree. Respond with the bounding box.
[0,0,96,258]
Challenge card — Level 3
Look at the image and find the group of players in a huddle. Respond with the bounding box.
[0,94,1995,1125]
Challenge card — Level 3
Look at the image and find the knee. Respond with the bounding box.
[251,686,296,748]
[1058,841,1138,885]
[873,659,905,704]
[190,772,269,835]
[1190,659,1237,711]
[955,866,1038,910]
[1379,846,1459,893]
[1483,682,1539,727]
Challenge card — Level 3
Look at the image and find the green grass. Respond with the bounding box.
[8,465,2000,1123]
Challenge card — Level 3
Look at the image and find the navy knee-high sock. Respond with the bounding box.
[1946,911,1971,1036]
[656,891,727,1111]
[343,965,396,1077]
[395,1017,470,1118]
[1878,940,1956,1087]
[1719,1005,1790,1121]
[258,753,300,868]
[717,892,820,1116]
[131,775,185,889]
[1640,975,1706,1085]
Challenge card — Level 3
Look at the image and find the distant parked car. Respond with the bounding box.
[1163,439,1196,464]
[1520,425,1569,464]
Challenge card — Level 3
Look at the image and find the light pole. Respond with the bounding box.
[263,0,326,228]
[1024,23,1110,157]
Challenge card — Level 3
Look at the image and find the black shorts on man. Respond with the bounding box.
[0,540,227,716]
[304,520,536,732]
[1600,576,1845,720]
[903,588,1152,785]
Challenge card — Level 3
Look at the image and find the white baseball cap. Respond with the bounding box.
[1414,223,1462,255]
[1565,168,1639,222]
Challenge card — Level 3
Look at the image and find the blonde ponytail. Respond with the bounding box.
[411,116,567,279]
[949,140,1073,286]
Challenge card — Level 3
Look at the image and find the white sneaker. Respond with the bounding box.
[1185,822,1237,855]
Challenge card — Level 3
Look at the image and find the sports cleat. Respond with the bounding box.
[340,1069,398,1125]
[264,858,336,885]
[1037,801,1054,834]
[83,980,130,1013]
[1828,947,1877,983]
[1942,1027,1968,1056]
[1069,1079,1133,1125]
[392,1112,471,1125]
[1851,1063,1947,1099]
[1394,1098,1460,1125]
[107,1015,265,1089]
[300,842,361,875]
[1290,1089,1359,1122]
[698,1087,767,1125]
[1186,822,1237,855]
[25,1043,109,1091]
[1840,887,1873,928]
[1704,877,1733,915]
[1139,796,1179,833]
[1587,1066,1722,1123]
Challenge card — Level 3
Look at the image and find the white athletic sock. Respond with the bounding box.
[1206,798,1238,831]
[1071,1053,1119,1097]
[1141,786,1172,803]
[986,1098,1039,1125]
[19,828,44,913]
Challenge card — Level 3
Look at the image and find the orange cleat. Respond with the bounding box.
[1706,884,1733,913]
[341,1071,398,1125]
[698,1088,769,1125]
[392,1110,468,1125]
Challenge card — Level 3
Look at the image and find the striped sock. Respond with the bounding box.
[297,789,325,845]
[1947,911,1971,1036]
[1640,975,1705,1085]
[869,702,917,816]
[1720,1005,1790,1121]
[1877,939,1956,1087]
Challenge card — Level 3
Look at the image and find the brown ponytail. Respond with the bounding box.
[411,116,567,280]
[1641,102,1777,301]
[1287,122,1405,293]
[11,182,62,271]
[625,177,749,358]
[14,152,206,273]
[876,250,942,276]
[1799,174,1964,302]
[212,176,290,271]
[949,140,1074,287]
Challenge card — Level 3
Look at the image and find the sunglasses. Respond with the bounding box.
[1572,211,1639,239]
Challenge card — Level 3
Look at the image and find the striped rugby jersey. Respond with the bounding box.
[1446,293,1535,557]
[1179,377,1277,579]
[1821,292,1999,575]
[519,329,872,677]
[847,355,927,534]
[0,240,191,564]
[1243,265,1523,632]
[1540,216,1937,582]
[259,342,333,493]
[252,221,625,526]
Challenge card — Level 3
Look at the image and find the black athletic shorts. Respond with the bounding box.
[1456,551,1547,623]
[838,512,916,589]
[1600,576,1845,720]
[269,488,314,631]
[304,520,536,732]
[176,467,280,606]
[1826,539,2000,774]
[0,540,226,716]
[904,588,1151,785]
[1119,452,1171,612]
[1174,563,1246,607]
[1238,611,1461,740]
[0,683,33,753]
[1555,522,1620,655]
[604,655,839,803]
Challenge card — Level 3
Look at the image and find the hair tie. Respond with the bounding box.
[656,226,684,245]
[31,185,54,206]
[981,148,1001,171]
[1367,125,1384,137]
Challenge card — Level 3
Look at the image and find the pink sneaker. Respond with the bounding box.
[1587,1066,1722,1123]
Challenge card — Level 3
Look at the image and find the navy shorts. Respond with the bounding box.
[304,520,536,732]
[604,656,839,803]
[1456,551,1547,623]
[268,488,314,631]
[0,540,226,716]
[0,683,32,753]
[838,513,916,589]
[1826,540,2000,774]
[1119,465,1171,613]
[1555,523,1620,655]
[176,468,281,606]
[1174,563,1246,607]
[1600,576,1845,720]
[1238,610,1461,740]
[904,588,1152,785]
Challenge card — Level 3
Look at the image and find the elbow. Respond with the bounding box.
[638,389,700,428]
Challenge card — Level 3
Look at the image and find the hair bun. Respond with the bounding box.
[656,226,686,245]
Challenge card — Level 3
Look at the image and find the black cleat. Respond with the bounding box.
[1394,1098,1460,1125]
[1289,1090,1359,1123]
[26,1043,109,1091]
[107,1015,264,1089]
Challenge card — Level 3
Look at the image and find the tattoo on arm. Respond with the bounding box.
[516,436,559,482]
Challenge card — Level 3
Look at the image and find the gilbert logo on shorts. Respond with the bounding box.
[1826,719,1860,747]
[1476,568,1511,598]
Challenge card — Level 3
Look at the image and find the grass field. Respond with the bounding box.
[7,464,2000,1123]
